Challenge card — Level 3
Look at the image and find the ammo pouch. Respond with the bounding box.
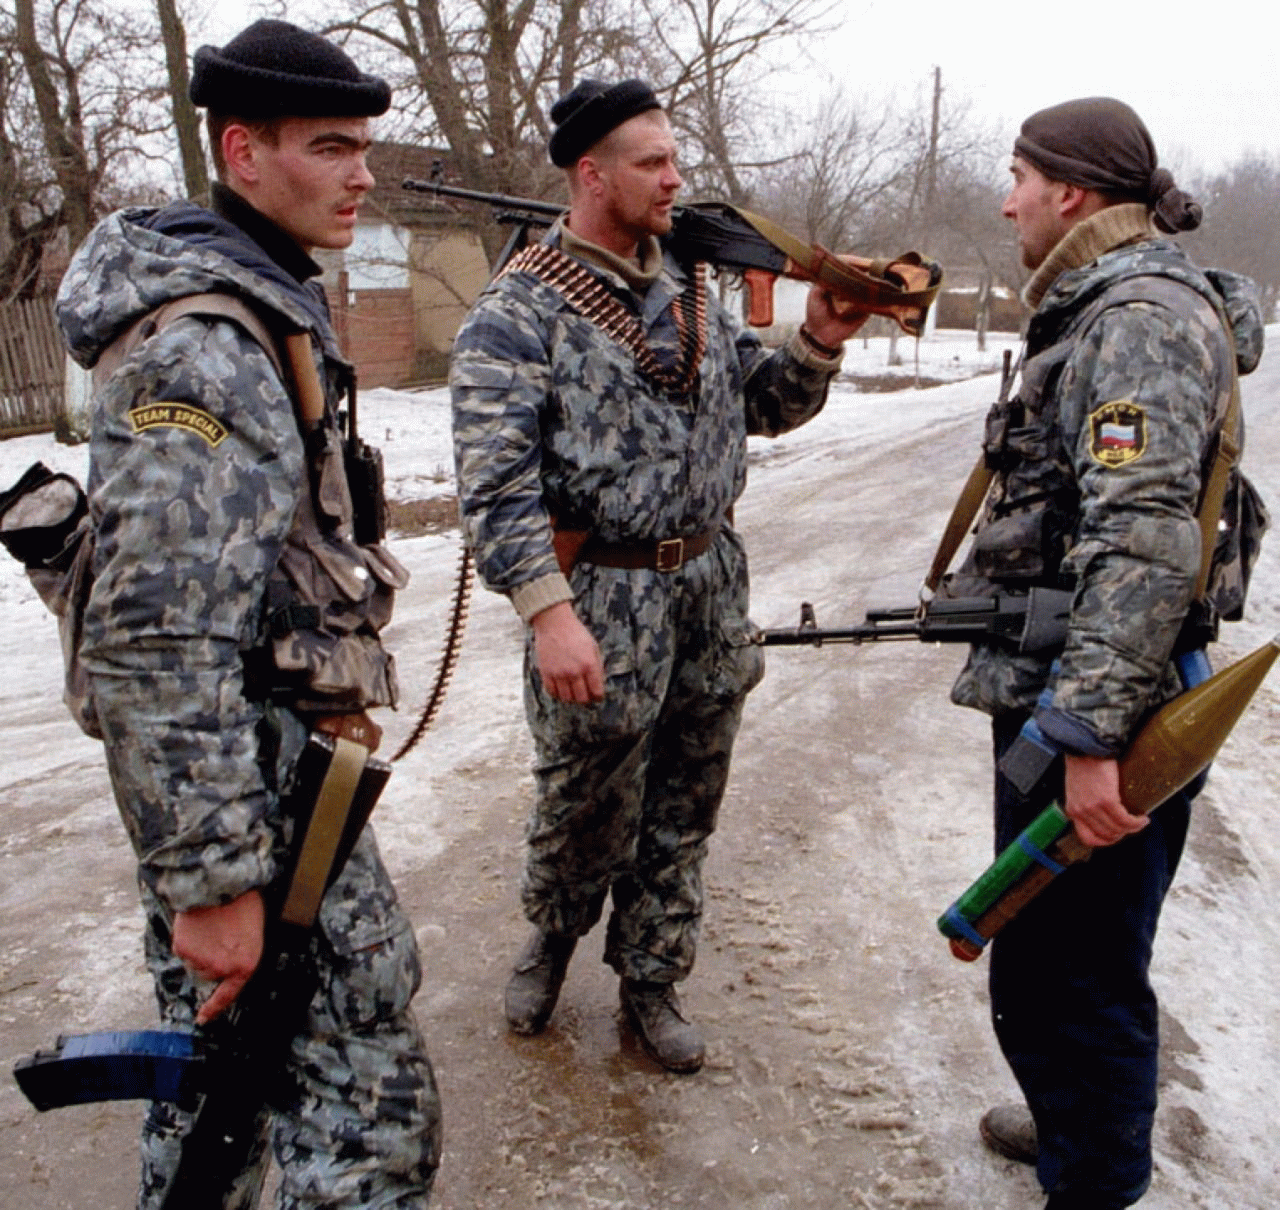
[264,421,408,714]
[0,462,101,737]
[1177,468,1270,651]
[968,499,1072,585]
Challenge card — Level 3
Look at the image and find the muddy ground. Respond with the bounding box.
[3,353,1279,1209]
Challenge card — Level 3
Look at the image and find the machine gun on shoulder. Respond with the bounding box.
[402,161,943,335]
[755,586,1074,655]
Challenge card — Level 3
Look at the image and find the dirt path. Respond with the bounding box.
[3,359,1279,1208]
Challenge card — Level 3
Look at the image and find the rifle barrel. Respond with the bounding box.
[401,178,564,222]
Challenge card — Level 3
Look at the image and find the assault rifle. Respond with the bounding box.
[13,720,389,1210]
[402,162,943,335]
[755,586,1074,654]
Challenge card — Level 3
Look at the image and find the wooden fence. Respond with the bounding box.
[0,295,64,436]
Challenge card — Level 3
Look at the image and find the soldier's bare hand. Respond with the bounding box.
[803,280,868,348]
[531,601,605,703]
[1063,755,1148,848]
[173,889,266,1024]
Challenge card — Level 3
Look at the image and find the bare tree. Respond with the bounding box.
[9,0,171,261]
[318,0,641,261]
[156,0,208,201]
[1184,153,1280,321]
[751,88,919,248]
[629,0,837,203]
[0,28,62,301]
[13,0,93,251]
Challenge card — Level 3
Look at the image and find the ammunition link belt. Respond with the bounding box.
[500,242,708,398]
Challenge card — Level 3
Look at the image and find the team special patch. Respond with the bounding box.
[1088,401,1146,468]
[129,402,228,448]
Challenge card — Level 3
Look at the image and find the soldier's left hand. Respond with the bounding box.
[803,272,870,350]
[1063,755,1148,847]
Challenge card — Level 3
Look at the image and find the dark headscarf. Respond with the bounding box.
[190,19,391,119]
[548,79,662,168]
[1014,97,1201,233]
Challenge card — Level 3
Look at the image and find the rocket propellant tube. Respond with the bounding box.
[938,635,1280,961]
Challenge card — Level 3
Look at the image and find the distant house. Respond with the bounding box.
[932,265,1025,333]
[315,144,491,387]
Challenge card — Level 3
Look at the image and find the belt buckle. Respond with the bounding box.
[655,537,684,572]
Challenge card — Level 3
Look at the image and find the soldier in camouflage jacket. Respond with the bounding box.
[450,79,866,1072]
[55,22,440,1207]
[956,99,1265,1209]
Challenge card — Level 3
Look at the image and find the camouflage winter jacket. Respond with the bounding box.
[951,205,1265,755]
[450,221,841,623]
[56,198,404,920]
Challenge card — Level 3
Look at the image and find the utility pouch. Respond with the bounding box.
[0,461,100,738]
[982,399,1019,471]
[0,462,87,572]
[970,505,1067,583]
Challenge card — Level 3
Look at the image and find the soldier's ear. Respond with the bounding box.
[222,124,260,188]
[578,154,605,196]
[1058,182,1093,221]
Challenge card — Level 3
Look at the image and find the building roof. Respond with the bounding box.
[364,143,469,228]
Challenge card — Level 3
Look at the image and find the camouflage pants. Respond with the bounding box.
[135,830,441,1209]
[522,530,765,983]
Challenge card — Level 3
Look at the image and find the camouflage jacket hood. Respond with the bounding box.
[57,202,342,370]
[1028,236,1264,376]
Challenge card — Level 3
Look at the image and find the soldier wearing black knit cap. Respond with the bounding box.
[54,19,441,1205]
[450,79,864,1073]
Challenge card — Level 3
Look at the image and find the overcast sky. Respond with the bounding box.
[196,0,1275,179]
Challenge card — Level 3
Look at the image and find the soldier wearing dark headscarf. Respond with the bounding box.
[56,20,440,1205]
[450,78,866,1072]
[950,97,1264,1208]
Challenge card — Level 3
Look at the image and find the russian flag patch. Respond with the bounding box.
[1089,401,1146,467]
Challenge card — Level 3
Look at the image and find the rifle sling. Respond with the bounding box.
[92,294,285,391]
[279,734,369,929]
[1194,346,1242,600]
[730,206,941,312]
[923,334,1241,607]
[922,453,994,598]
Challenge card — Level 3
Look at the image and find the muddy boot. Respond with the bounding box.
[620,979,705,1073]
[504,929,577,1035]
[979,1103,1038,1165]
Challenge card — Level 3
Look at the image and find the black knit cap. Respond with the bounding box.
[189,19,391,119]
[1014,97,1201,233]
[548,79,662,168]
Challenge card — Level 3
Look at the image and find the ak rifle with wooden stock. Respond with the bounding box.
[401,167,943,335]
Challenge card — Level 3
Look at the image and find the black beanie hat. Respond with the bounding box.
[189,19,391,119]
[548,79,662,168]
[1014,97,1201,234]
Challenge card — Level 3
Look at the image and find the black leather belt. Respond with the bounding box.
[579,526,719,572]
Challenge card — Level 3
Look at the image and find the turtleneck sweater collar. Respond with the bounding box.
[1023,202,1155,309]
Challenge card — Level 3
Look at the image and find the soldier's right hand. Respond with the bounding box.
[173,888,266,1024]
[531,601,606,703]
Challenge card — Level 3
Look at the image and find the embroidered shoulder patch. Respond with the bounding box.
[129,402,228,448]
[1088,401,1146,468]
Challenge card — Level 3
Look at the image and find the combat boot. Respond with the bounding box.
[620,979,705,1073]
[979,1103,1038,1165]
[504,928,577,1035]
